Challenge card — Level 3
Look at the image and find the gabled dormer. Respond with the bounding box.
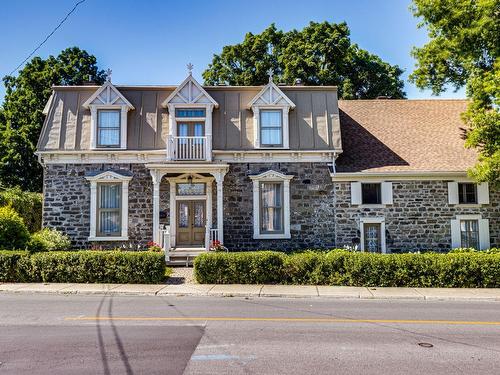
[83,78,134,150]
[161,67,219,161]
[248,76,296,149]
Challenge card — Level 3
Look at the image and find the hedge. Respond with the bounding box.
[0,250,167,284]
[194,250,500,287]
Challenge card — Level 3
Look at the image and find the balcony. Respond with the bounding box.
[167,135,212,161]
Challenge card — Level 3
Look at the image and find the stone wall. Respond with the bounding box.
[334,180,500,252]
[43,163,155,249]
[43,162,499,252]
[223,163,336,250]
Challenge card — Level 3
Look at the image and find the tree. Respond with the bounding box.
[203,22,406,99]
[410,0,499,185]
[0,47,106,191]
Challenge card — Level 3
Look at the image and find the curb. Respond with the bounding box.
[1,283,500,301]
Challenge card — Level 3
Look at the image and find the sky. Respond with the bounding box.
[0,0,465,102]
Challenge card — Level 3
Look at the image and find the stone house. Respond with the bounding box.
[36,71,498,262]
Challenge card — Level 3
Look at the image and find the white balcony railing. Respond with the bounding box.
[167,135,212,161]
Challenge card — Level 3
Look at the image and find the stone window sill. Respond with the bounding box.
[88,236,129,241]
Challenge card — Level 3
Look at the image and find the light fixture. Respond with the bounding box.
[187,175,193,186]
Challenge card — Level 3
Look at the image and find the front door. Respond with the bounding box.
[364,223,382,253]
[176,200,205,246]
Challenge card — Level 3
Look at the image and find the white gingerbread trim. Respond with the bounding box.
[161,74,218,108]
[250,170,293,239]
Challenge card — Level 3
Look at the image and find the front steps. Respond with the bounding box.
[166,247,207,266]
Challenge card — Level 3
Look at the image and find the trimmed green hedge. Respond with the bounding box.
[194,250,500,287]
[0,250,167,284]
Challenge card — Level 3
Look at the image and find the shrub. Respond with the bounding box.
[28,251,167,283]
[0,250,167,284]
[0,187,43,233]
[27,228,71,252]
[0,250,31,282]
[0,206,30,250]
[194,250,500,287]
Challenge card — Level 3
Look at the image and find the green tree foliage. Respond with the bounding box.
[0,47,106,191]
[410,0,500,185]
[203,22,406,99]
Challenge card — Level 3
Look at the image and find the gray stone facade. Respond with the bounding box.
[43,163,499,251]
[334,180,500,252]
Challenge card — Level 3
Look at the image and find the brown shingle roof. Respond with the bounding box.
[336,99,478,173]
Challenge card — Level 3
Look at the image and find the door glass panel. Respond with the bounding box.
[364,223,381,252]
[178,202,189,228]
[177,183,205,195]
[193,202,205,228]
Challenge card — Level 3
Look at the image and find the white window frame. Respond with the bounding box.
[351,181,393,206]
[250,170,293,239]
[86,171,132,241]
[448,181,489,205]
[83,81,134,150]
[248,81,295,149]
[451,214,490,250]
[359,217,387,253]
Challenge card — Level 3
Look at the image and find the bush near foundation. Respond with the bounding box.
[0,250,167,284]
[0,187,43,233]
[0,206,30,250]
[27,228,72,252]
[194,250,500,287]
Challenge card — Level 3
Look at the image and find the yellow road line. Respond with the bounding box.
[64,316,500,326]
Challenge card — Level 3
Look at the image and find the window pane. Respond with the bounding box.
[98,110,120,128]
[178,123,189,137]
[362,183,381,204]
[364,223,381,252]
[460,219,479,248]
[261,111,282,127]
[177,183,205,195]
[176,109,206,117]
[458,183,477,204]
[99,184,120,209]
[98,129,120,146]
[261,182,283,232]
[261,128,282,145]
[99,211,120,234]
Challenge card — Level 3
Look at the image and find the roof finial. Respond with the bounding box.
[106,68,112,82]
[187,63,194,75]
[267,68,274,83]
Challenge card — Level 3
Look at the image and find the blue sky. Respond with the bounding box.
[0,0,465,101]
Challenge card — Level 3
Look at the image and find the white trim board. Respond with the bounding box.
[249,170,293,240]
[331,171,470,181]
[359,217,387,254]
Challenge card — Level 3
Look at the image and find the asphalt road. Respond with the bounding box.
[1,294,500,374]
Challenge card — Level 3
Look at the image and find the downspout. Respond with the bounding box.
[331,152,338,248]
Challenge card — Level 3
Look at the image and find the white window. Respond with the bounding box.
[448,181,489,205]
[250,170,293,239]
[260,110,283,146]
[248,81,295,149]
[97,110,121,147]
[351,182,393,205]
[360,217,387,253]
[451,215,490,250]
[86,171,132,241]
[83,81,134,150]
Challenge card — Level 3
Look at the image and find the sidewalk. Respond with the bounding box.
[1,282,500,301]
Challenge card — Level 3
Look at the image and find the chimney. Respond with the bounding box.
[82,75,96,86]
[376,96,391,99]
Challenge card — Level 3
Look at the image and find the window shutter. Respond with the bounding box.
[381,182,393,205]
[351,182,362,205]
[477,183,490,205]
[479,219,490,250]
[447,182,459,204]
[450,219,461,249]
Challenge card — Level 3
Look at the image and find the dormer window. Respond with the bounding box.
[260,109,283,146]
[248,79,295,149]
[97,109,121,147]
[82,80,135,150]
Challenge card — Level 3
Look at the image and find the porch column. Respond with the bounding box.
[213,170,227,244]
[150,170,161,244]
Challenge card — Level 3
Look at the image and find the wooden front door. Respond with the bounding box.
[176,200,206,246]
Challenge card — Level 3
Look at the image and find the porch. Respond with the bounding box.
[148,163,229,264]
